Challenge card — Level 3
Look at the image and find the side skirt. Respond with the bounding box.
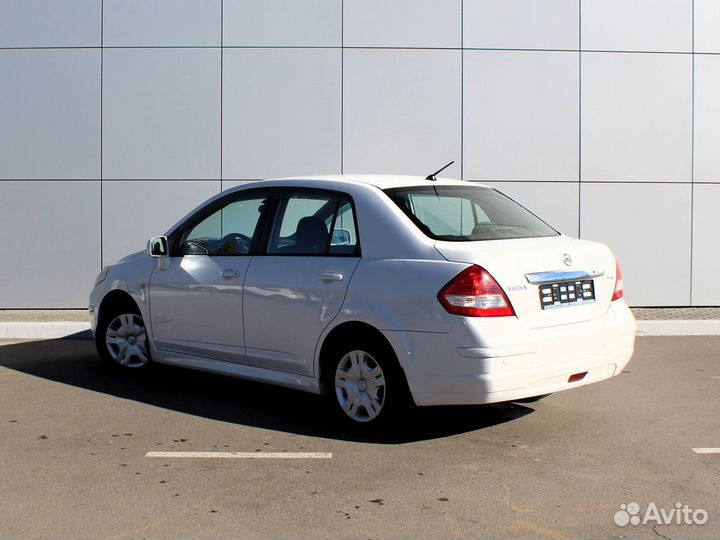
[152,348,322,395]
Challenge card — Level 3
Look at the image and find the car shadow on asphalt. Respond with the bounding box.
[0,338,534,444]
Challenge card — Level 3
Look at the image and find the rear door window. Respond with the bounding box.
[267,191,359,256]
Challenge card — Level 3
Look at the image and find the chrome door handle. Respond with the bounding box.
[319,272,344,282]
[221,269,241,279]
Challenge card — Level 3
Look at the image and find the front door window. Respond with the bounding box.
[182,197,268,256]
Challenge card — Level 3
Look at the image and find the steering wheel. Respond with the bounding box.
[219,232,251,254]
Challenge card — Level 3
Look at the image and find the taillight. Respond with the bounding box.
[611,259,624,301]
[438,265,515,317]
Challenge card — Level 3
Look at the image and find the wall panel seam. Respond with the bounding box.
[220,0,224,191]
[578,0,582,239]
[100,0,104,269]
[461,0,464,180]
[4,46,717,54]
[341,0,344,175]
[690,0,695,304]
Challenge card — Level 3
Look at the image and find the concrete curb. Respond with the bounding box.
[1,320,720,340]
[636,320,720,337]
[0,322,91,340]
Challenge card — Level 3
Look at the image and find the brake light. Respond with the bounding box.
[611,259,624,301]
[438,265,515,317]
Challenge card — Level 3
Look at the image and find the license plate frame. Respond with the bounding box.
[539,279,595,310]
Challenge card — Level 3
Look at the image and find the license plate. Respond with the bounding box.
[539,279,595,309]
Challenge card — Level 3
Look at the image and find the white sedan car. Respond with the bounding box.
[89,175,635,425]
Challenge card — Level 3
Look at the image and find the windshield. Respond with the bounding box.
[385,185,559,241]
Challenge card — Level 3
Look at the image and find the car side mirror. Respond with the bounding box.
[331,229,352,246]
[148,236,169,258]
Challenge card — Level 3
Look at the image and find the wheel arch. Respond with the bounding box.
[97,289,142,324]
[95,288,153,369]
[316,320,414,404]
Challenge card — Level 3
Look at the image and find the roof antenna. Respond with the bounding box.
[425,161,454,181]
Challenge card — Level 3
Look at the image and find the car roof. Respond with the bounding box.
[230,174,490,191]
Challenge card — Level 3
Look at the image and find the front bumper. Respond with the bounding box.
[88,304,98,335]
[384,301,636,407]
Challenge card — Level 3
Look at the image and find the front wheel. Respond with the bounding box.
[96,306,150,369]
[327,339,407,426]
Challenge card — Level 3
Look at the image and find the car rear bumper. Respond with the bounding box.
[383,301,636,406]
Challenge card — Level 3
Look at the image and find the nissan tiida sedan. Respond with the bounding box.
[90,175,636,425]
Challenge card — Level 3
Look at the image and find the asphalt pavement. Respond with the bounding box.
[0,336,718,539]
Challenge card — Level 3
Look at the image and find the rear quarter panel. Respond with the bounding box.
[335,258,468,333]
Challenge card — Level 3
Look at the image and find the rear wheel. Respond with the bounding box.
[326,338,407,426]
[96,303,150,370]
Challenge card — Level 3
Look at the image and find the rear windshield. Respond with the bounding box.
[385,185,559,242]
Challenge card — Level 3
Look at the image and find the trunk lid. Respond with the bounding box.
[435,235,617,328]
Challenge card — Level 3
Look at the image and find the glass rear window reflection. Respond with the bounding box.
[385,185,559,242]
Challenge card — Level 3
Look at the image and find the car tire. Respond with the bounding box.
[325,336,408,427]
[95,300,151,370]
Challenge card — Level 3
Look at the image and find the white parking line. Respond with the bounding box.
[692,448,720,454]
[145,451,332,459]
